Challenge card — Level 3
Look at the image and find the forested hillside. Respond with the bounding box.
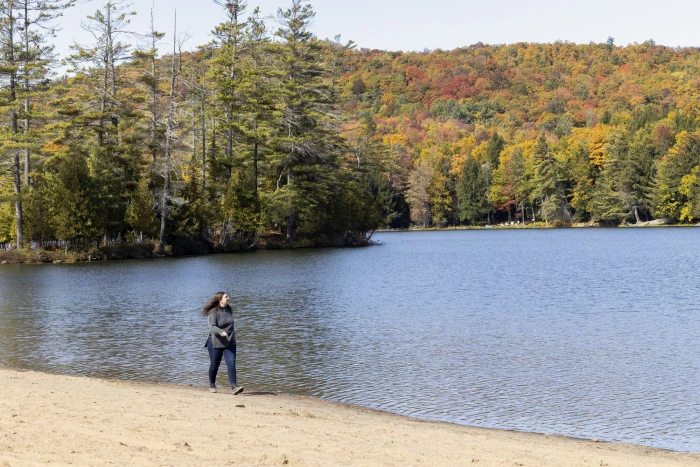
[2,0,700,259]
[340,38,700,228]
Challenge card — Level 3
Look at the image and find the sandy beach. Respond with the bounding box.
[0,368,698,466]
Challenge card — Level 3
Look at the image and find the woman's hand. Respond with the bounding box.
[221,332,228,338]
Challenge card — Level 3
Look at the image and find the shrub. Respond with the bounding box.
[0,250,26,264]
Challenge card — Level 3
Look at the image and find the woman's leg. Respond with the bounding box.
[222,345,237,386]
[207,336,224,385]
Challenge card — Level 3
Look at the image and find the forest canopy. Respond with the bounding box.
[2,1,700,257]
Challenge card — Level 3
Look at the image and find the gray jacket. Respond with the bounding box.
[206,305,236,349]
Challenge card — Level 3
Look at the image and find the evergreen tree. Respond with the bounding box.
[457,156,491,225]
[589,131,635,225]
[209,0,247,175]
[486,131,505,168]
[0,0,25,247]
[63,1,140,241]
[23,172,53,245]
[18,0,75,185]
[220,6,280,235]
[170,157,208,247]
[653,131,700,221]
[126,176,156,240]
[625,130,659,222]
[532,134,572,224]
[589,172,631,225]
[271,0,344,243]
[49,155,98,247]
[240,7,279,204]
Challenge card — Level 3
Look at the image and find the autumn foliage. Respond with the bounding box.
[338,39,700,226]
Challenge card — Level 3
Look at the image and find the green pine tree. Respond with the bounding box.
[49,155,99,247]
[457,156,491,225]
[487,131,505,168]
[532,134,572,225]
[271,0,344,243]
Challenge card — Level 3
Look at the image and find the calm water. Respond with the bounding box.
[1,229,700,452]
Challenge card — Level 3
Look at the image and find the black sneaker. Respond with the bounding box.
[209,384,217,393]
[231,385,244,395]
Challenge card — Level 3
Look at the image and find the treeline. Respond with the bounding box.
[340,39,700,227]
[0,0,383,254]
[3,5,700,257]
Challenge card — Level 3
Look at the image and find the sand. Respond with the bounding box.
[0,368,698,466]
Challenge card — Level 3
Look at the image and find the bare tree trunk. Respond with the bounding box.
[201,84,206,200]
[157,12,178,256]
[151,71,157,162]
[253,118,258,201]
[225,5,238,177]
[634,206,641,224]
[211,117,216,150]
[13,153,23,249]
[97,4,113,147]
[22,0,30,187]
[8,5,23,248]
[286,171,296,243]
[150,8,158,162]
[158,148,171,255]
[99,59,107,147]
[227,125,233,161]
[254,139,259,199]
[107,5,116,98]
[23,134,29,186]
[191,112,196,162]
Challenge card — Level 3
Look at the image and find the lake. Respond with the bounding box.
[1,228,700,451]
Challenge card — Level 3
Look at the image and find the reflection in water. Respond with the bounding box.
[2,229,700,451]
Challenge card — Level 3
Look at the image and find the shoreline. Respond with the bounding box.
[3,223,699,265]
[0,235,373,266]
[1,368,698,466]
[378,223,700,232]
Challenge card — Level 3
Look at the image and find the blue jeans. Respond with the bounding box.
[206,336,237,386]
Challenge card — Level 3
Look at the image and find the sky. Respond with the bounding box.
[53,0,700,63]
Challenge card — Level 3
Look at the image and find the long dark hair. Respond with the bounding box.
[202,291,226,316]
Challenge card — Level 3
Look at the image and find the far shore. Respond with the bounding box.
[2,222,700,265]
[0,232,372,266]
[1,367,698,466]
[378,221,700,232]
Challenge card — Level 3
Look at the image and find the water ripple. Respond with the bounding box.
[2,229,700,451]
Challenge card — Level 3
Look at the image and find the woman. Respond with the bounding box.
[203,291,244,395]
